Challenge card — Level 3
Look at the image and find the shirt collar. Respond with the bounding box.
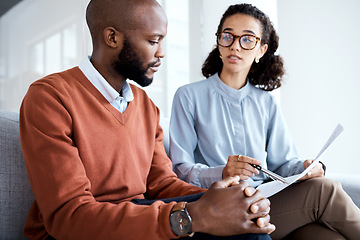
[211,73,251,102]
[78,56,134,103]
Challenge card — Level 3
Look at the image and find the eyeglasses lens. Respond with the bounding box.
[218,33,233,47]
[240,35,257,50]
[218,33,257,50]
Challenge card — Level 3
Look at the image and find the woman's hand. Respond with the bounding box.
[299,159,325,180]
[223,155,262,180]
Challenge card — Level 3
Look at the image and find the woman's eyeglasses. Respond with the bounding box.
[216,32,261,50]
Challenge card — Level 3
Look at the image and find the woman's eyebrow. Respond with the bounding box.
[222,28,257,35]
[243,29,257,35]
[222,27,234,32]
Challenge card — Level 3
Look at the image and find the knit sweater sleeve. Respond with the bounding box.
[20,70,203,240]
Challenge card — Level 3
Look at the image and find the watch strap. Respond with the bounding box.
[172,201,187,212]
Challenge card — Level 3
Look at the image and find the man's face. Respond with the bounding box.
[114,4,167,87]
[114,38,156,87]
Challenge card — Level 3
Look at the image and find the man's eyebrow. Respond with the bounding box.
[151,33,165,38]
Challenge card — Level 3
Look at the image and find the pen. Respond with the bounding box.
[248,163,288,184]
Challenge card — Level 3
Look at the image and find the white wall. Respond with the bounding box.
[277,0,360,174]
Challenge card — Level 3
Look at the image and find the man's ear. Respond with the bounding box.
[103,27,124,48]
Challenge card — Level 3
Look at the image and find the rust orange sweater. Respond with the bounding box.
[20,67,204,240]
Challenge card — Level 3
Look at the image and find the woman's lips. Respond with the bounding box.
[227,55,241,63]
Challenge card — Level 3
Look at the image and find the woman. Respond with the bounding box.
[169,3,360,239]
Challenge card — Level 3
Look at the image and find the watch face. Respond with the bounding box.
[170,211,192,236]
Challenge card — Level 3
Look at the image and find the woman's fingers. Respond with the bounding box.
[223,155,262,179]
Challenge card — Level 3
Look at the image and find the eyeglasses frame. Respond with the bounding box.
[216,32,261,50]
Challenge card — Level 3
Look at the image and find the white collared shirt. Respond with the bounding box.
[78,56,134,113]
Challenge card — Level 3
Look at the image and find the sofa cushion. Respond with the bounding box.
[0,111,34,239]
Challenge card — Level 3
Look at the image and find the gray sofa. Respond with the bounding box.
[1,110,359,239]
[0,111,34,239]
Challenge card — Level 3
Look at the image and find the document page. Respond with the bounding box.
[256,124,344,198]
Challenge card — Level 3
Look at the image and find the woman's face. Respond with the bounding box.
[218,13,268,76]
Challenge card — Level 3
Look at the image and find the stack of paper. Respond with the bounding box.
[256,124,344,198]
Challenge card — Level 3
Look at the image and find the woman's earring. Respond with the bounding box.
[255,58,259,63]
[219,53,223,59]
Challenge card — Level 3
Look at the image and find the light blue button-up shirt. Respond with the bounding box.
[79,57,134,113]
[169,73,304,188]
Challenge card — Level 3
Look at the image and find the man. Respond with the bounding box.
[20,0,275,239]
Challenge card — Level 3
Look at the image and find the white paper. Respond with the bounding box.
[256,124,344,198]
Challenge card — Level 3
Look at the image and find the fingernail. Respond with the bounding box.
[251,205,259,213]
[244,187,256,196]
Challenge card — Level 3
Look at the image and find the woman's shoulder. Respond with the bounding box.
[182,77,212,89]
[176,76,214,95]
[247,83,278,106]
[248,83,275,97]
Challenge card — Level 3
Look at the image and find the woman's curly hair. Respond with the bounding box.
[201,3,284,91]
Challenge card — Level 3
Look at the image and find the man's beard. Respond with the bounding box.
[114,39,157,87]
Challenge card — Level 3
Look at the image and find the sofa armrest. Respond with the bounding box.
[327,172,360,208]
[0,111,34,239]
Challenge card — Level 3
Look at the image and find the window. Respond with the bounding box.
[144,0,190,117]
[0,0,278,114]
[28,23,78,77]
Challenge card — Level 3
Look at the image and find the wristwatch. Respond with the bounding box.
[169,202,194,237]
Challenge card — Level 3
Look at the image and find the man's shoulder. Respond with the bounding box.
[128,83,159,113]
[128,83,154,103]
[23,67,91,107]
[128,83,146,95]
[31,67,83,88]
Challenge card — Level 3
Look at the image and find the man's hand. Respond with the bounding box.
[299,159,324,180]
[186,176,275,236]
[223,155,262,180]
